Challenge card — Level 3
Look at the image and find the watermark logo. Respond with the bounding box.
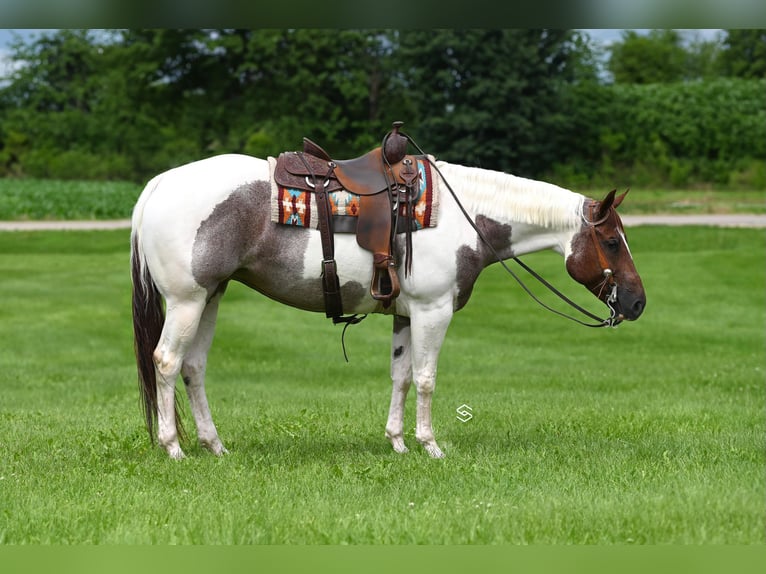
[456,404,473,423]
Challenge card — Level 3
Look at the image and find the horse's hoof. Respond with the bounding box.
[386,433,409,454]
[166,446,186,460]
[392,442,409,454]
[201,439,228,456]
[423,443,445,459]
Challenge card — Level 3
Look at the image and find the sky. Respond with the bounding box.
[0,29,45,75]
[583,28,723,45]
[0,28,45,49]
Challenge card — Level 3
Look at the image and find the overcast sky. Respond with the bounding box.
[0,28,45,47]
[583,28,723,45]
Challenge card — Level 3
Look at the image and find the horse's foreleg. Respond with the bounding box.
[181,288,227,455]
[153,295,207,459]
[410,305,453,459]
[385,315,413,454]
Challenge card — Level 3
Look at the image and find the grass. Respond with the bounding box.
[0,226,763,544]
[0,179,142,220]
[0,177,763,220]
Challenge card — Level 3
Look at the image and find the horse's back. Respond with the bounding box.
[135,154,266,231]
[141,153,267,208]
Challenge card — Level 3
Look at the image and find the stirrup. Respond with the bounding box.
[370,262,400,307]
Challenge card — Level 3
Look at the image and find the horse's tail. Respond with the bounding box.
[131,230,163,442]
[130,176,172,443]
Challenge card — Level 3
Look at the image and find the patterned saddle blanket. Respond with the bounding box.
[268,155,439,233]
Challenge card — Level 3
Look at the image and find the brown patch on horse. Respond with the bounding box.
[455,216,513,310]
[192,180,366,313]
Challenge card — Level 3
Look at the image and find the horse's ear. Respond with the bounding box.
[597,189,617,220]
[612,188,629,210]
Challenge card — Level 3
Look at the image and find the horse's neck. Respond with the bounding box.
[439,162,584,256]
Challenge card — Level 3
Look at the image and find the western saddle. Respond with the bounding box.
[274,121,422,323]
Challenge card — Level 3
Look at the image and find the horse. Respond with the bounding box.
[131,153,646,459]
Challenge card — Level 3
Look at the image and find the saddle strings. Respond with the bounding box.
[397,130,618,329]
[381,131,415,277]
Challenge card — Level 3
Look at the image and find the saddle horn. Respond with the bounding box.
[383,121,408,165]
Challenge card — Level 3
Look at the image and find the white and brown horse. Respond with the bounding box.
[131,153,645,459]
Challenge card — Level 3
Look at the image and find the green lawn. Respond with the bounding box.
[0,227,763,544]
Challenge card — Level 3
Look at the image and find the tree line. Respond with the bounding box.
[0,29,763,189]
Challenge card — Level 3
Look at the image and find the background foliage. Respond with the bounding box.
[0,29,764,189]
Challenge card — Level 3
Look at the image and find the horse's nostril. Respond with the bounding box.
[632,298,645,317]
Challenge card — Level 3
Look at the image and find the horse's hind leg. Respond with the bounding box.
[385,315,413,454]
[154,294,207,459]
[181,288,227,455]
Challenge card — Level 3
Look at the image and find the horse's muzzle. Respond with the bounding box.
[617,291,646,321]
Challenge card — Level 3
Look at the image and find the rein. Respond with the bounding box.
[400,131,620,329]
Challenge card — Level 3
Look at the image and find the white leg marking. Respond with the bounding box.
[181,292,228,456]
[410,304,453,459]
[154,296,207,459]
[385,317,412,454]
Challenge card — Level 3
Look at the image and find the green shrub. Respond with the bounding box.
[582,79,766,189]
[729,158,766,190]
[669,159,693,188]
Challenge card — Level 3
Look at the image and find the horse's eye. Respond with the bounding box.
[604,238,620,251]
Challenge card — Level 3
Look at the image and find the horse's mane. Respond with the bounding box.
[440,162,584,230]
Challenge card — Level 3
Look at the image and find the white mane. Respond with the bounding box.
[439,162,584,229]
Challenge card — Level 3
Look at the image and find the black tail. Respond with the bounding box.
[131,233,165,443]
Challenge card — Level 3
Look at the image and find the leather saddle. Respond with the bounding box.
[273,122,421,322]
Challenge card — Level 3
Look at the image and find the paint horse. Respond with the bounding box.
[131,147,646,460]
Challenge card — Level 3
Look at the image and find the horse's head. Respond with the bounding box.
[565,189,646,323]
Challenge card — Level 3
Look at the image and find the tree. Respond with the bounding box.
[0,30,128,178]
[684,31,724,81]
[718,29,766,78]
[1,28,761,188]
[230,29,406,156]
[396,29,596,178]
[0,29,408,179]
[607,29,688,84]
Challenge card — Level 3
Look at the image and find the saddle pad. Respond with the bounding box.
[268,155,439,231]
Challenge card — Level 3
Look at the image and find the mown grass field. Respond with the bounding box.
[0,224,763,544]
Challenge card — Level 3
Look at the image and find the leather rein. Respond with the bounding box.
[401,132,622,329]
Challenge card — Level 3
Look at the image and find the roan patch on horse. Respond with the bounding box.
[131,123,646,459]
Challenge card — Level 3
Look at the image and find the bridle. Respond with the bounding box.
[488,200,623,328]
[504,201,622,329]
[581,200,621,325]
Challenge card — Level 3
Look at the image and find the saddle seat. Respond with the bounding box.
[273,122,420,320]
[301,129,409,197]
